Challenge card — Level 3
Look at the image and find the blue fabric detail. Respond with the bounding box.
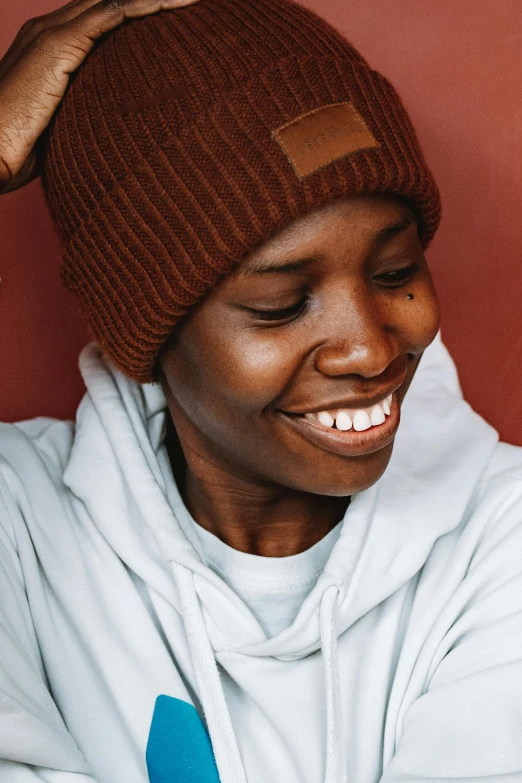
[146,695,220,783]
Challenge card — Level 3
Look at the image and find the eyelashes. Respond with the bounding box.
[249,297,311,322]
[247,263,420,323]
[376,263,420,284]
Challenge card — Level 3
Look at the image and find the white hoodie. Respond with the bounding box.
[1,330,522,783]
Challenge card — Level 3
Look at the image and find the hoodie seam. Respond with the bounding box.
[477,472,522,491]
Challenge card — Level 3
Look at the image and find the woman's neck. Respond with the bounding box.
[164,416,350,557]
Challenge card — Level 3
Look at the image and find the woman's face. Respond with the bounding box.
[159,193,440,498]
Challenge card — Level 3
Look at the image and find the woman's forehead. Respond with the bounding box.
[231,196,418,279]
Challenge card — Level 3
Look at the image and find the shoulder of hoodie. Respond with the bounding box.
[0,417,74,538]
[480,438,522,487]
[0,416,74,480]
[466,438,522,562]
[419,331,522,535]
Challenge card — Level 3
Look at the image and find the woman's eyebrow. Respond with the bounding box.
[374,210,417,245]
[234,209,417,278]
[234,257,318,278]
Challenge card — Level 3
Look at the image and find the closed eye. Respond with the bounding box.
[374,263,419,285]
[246,296,310,322]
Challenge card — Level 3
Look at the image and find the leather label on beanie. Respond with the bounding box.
[272,101,380,178]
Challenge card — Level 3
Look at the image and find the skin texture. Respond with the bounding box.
[158,193,441,557]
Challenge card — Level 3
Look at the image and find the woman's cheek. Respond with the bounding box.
[224,330,299,400]
[413,279,441,347]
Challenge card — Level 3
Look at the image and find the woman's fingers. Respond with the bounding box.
[0,0,202,194]
[0,0,103,79]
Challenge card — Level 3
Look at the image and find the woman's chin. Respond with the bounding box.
[281,440,396,497]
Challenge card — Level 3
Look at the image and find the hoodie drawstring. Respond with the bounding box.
[320,585,348,783]
[172,563,346,783]
[173,563,248,783]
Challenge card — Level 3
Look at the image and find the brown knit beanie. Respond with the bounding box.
[41,0,441,384]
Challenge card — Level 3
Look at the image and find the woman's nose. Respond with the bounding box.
[313,294,397,379]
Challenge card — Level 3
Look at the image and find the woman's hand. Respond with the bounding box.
[0,0,201,195]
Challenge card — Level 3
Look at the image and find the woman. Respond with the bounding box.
[1,0,521,781]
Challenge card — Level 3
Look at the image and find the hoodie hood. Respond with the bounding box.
[62,331,500,782]
[63,330,498,662]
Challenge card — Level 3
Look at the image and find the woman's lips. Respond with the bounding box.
[279,393,400,457]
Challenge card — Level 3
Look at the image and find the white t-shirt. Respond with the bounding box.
[191,518,343,637]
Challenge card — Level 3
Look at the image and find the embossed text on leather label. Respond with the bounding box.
[272,101,380,178]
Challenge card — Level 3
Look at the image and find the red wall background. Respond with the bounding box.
[1,0,521,443]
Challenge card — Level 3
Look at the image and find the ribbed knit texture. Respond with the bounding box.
[41,0,442,384]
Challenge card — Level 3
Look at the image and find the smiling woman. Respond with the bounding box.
[1,0,522,782]
[158,193,440,555]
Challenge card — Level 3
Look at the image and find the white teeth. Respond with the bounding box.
[335,411,353,431]
[370,404,386,426]
[303,394,393,431]
[317,411,335,428]
[352,410,372,431]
